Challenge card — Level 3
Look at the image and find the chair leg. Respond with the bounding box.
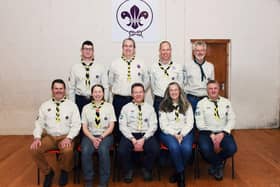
[157,156,161,181]
[231,156,235,179]
[37,167,40,185]
[194,146,200,179]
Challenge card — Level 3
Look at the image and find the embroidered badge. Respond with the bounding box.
[137,64,141,69]
[138,72,141,76]
[96,75,99,79]
[65,116,69,120]
[172,77,175,80]
[119,114,124,120]
[104,116,108,120]
[47,108,51,112]
[144,118,148,122]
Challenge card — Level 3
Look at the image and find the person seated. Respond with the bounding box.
[159,82,194,187]
[195,80,237,180]
[81,84,116,187]
[118,83,159,183]
[30,79,81,187]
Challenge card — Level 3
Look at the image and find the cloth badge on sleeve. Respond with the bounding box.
[104,116,108,120]
[47,108,51,112]
[65,116,69,120]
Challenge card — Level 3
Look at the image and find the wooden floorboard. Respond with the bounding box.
[0,129,279,187]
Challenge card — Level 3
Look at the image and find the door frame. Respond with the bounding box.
[190,39,231,98]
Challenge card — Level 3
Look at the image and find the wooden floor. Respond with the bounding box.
[0,129,280,187]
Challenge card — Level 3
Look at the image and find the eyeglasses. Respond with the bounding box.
[82,47,93,51]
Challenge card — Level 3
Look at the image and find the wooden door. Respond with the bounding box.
[191,39,230,97]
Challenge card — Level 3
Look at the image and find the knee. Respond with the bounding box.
[60,147,74,156]
[181,144,193,155]
[98,146,109,156]
[224,143,237,156]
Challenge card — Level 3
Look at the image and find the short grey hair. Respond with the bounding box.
[192,40,207,50]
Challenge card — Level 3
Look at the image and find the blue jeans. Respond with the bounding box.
[160,130,194,173]
[198,131,237,167]
[81,135,113,185]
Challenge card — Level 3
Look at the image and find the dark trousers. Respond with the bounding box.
[112,95,132,142]
[153,95,164,137]
[75,94,91,115]
[198,131,237,167]
[118,133,159,173]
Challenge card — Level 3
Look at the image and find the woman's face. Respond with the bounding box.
[92,86,104,102]
[169,84,180,101]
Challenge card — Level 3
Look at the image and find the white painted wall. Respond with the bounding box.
[0,0,279,134]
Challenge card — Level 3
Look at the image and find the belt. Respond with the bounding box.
[75,94,91,99]
[187,94,206,100]
[154,95,164,100]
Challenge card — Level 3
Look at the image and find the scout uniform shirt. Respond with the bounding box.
[195,97,235,134]
[184,61,214,97]
[119,102,157,140]
[108,57,149,96]
[159,105,194,136]
[33,98,81,139]
[81,101,116,135]
[68,62,109,101]
[149,61,184,97]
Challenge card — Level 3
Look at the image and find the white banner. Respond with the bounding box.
[112,0,158,42]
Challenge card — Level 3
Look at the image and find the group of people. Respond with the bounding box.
[30,38,237,187]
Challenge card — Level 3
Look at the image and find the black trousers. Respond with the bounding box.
[118,133,159,173]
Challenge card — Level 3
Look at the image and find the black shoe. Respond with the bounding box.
[142,168,153,181]
[177,171,185,187]
[59,170,68,186]
[123,170,133,183]
[43,169,54,187]
[208,165,216,176]
[169,173,178,183]
[84,180,93,187]
[214,164,224,181]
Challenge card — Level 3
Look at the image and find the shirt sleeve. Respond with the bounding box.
[195,100,208,131]
[119,107,134,139]
[181,106,194,136]
[108,63,115,87]
[66,104,81,139]
[143,107,158,139]
[142,64,150,90]
[33,104,45,139]
[101,67,110,101]
[159,111,178,135]
[68,66,76,102]
[222,102,235,134]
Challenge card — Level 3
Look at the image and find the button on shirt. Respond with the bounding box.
[119,102,157,140]
[149,61,184,97]
[68,62,109,101]
[195,97,235,134]
[81,102,116,136]
[33,99,81,139]
[184,61,214,97]
[159,106,193,136]
[108,58,149,96]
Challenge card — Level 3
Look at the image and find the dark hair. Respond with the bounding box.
[159,82,189,114]
[207,79,219,86]
[122,38,136,48]
[131,82,145,94]
[91,84,105,101]
[81,40,94,49]
[51,79,66,89]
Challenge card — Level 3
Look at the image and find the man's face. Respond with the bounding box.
[207,83,220,100]
[193,45,206,62]
[52,83,65,100]
[81,44,94,60]
[122,40,135,57]
[169,84,180,101]
[92,86,104,102]
[159,42,172,62]
[132,86,145,103]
